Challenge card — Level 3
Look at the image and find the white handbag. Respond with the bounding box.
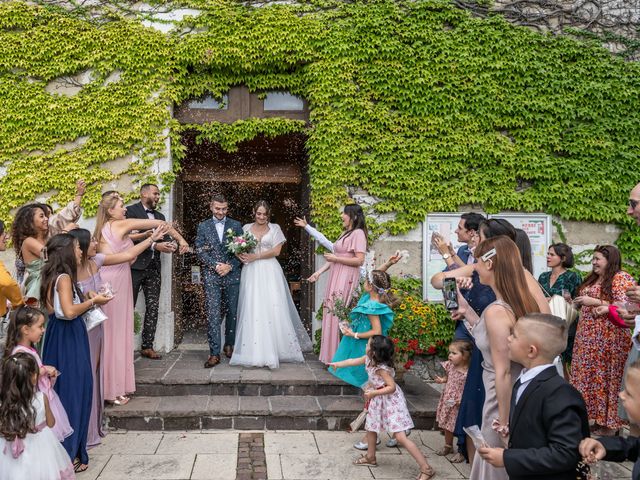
[548,295,579,326]
[83,306,107,331]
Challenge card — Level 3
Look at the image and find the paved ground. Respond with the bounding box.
[77,430,634,480]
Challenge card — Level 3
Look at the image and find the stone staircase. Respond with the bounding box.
[105,350,439,431]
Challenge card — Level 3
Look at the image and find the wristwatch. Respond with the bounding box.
[442,253,451,260]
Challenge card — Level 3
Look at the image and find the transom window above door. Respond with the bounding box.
[175,86,309,124]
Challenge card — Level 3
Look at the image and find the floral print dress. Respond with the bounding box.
[436,361,468,432]
[364,357,414,434]
[571,271,636,430]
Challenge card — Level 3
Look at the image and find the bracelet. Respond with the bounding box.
[90,298,94,307]
[354,332,359,339]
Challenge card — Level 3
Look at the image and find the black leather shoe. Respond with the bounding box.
[204,355,221,368]
[223,345,234,358]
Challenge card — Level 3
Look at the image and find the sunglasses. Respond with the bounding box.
[630,199,639,210]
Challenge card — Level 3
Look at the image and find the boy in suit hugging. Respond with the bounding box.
[478,313,589,480]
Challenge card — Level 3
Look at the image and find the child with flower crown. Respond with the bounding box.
[329,270,399,388]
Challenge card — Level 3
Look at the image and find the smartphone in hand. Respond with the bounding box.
[443,277,459,311]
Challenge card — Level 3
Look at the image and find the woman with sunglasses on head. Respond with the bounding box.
[571,245,636,437]
[469,236,541,480]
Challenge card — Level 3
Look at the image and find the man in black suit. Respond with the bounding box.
[195,194,243,368]
[478,313,589,480]
[127,183,176,360]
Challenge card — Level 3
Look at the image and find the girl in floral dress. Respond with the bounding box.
[434,339,472,463]
[330,335,435,480]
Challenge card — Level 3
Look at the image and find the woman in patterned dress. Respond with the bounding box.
[571,245,636,436]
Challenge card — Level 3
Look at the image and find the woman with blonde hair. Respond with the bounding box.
[469,236,540,480]
[94,192,188,405]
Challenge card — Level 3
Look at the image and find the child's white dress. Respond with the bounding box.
[0,391,75,480]
[364,357,415,433]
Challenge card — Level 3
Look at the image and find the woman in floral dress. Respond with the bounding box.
[571,245,636,436]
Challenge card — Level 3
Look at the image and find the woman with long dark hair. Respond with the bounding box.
[11,204,49,298]
[40,234,112,473]
[68,226,168,448]
[571,245,636,436]
[470,236,540,479]
[307,204,368,364]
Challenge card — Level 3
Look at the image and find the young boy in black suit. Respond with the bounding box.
[580,359,640,480]
[478,313,590,480]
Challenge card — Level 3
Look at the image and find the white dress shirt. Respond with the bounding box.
[214,217,226,243]
[514,363,555,404]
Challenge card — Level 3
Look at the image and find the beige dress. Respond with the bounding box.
[470,300,522,480]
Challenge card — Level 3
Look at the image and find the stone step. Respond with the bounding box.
[105,389,438,432]
[134,351,360,397]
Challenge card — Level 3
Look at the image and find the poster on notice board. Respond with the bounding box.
[422,213,551,301]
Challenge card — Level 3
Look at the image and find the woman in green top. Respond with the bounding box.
[538,243,582,364]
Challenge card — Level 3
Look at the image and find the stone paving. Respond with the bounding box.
[76,430,634,480]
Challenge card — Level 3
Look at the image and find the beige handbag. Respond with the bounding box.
[549,295,579,325]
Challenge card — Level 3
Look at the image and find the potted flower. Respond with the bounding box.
[388,279,454,381]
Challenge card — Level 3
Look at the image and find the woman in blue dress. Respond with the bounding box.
[330,270,398,388]
[41,234,112,473]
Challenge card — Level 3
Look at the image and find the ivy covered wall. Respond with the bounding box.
[0,0,639,272]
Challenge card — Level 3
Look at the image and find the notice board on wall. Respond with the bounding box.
[422,213,552,301]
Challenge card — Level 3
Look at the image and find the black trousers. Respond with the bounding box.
[131,267,161,350]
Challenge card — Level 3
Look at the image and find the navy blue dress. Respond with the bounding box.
[453,271,495,460]
[43,309,93,465]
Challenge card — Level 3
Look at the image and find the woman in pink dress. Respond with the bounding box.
[308,204,367,364]
[94,193,188,405]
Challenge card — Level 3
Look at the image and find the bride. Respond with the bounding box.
[230,200,312,368]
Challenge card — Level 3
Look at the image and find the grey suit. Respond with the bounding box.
[195,217,243,355]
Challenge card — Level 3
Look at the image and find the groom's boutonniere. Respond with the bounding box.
[225,229,257,255]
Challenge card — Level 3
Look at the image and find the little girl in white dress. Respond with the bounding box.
[0,353,75,480]
[330,335,435,480]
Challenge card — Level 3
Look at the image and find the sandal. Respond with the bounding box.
[417,466,436,480]
[73,459,89,473]
[450,452,465,463]
[353,454,377,467]
[112,395,130,406]
[435,444,453,456]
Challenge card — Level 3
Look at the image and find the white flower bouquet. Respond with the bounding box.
[225,229,258,255]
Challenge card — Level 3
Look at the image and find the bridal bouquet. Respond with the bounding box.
[225,229,258,255]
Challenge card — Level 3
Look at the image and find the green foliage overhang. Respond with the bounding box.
[1,0,639,272]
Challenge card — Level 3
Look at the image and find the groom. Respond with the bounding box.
[195,194,243,368]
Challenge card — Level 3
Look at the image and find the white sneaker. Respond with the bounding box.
[354,438,381,450]
[386,429,412,448]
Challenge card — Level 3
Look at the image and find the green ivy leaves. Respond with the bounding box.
[1,0,639,275]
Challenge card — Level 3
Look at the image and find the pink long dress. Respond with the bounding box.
[100,223,135,401]
[318,229,366,364]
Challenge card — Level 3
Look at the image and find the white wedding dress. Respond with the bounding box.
[230,223,313,369]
